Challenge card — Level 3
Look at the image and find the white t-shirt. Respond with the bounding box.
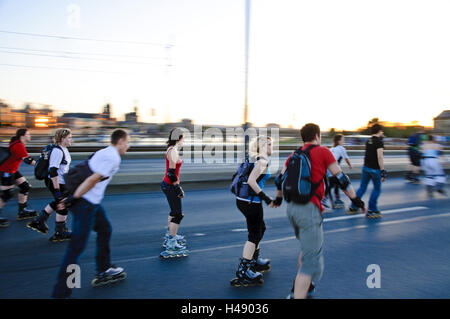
[331,145,349,165]
[327,145,349,177]
[48,146,71,184]
[82,146,121,205]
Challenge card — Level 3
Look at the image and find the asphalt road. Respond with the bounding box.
[0,178,449,299]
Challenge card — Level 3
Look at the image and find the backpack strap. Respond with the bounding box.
[87,151,109,182]
[53,145,66,165]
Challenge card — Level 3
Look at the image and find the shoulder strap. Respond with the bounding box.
[53,145,66,164]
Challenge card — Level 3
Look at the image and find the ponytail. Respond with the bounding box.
[10,128,28,144]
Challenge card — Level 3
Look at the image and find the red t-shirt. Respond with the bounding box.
[0,141,28,174]
[285,143,336,212]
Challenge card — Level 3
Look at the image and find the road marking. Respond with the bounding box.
[231,229,247,232]
[193,233,206,237]
[109,208,448,266]
[323,206,428,222]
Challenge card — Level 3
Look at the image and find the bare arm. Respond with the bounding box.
[248,159,268,194]
[345,158,352,169]
[51,176,60,190]
[73,173,105,199]
[377,148,384,171]
[167,148,180,185]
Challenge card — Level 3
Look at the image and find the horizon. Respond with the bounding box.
[1,0,450,131]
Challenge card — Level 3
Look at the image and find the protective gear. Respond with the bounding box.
[257,191,272,205]
[273,196,283,206]
[23,157,34,165]
[53,189,63,201]
[167,168,178,183]
[170,213,184,224]
[174,184,184,198]
[18,181,31,195]
[49,167,59,178]
[381,170,387,179]
[350,196,365,209]
[274,173,283,190]
[0,188,13,202]
[336,172,351,191]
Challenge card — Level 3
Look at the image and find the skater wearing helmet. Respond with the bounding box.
[230,136,281,287]
[27,128,73,242]
[160,128,188,258]
[421,134,447,198]
[0,129,38,227]
[52,129,130,298]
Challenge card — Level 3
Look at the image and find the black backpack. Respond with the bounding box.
[281,145,323,204]
[34,144,66,180]
[63,152,109,195]
[0,140,20,166]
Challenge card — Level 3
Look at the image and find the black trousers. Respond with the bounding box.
[236,199,266,246]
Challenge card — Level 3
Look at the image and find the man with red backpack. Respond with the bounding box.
[275,123,366,299]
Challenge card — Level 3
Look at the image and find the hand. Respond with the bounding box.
[381,170,387,182]
[271,196,283,208]
[174,184,184,198]
[57,195,78,210]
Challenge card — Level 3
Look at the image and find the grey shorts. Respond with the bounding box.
[286,201,324,282]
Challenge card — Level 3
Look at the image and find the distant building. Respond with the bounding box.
[433,110,450,134]
[124,107,139,124]
[60,112,110,129]
[0,102,56,128]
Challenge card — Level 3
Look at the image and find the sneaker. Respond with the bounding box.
[286,281,315,299]
[366,211,382,219]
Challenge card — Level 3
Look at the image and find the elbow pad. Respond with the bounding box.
[336,172,351,191]
[167,168,178,183]
[23,157,33,165]
[49,167,58,178]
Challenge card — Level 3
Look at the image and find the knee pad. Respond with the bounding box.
[56,208,69,216]
[18,181,31,195]
[0,188,13,202]
[170,213,184,224]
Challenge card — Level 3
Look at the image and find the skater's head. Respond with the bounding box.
[54,128,72,147]
[11,128,30,144]
[370,123,384,136]
[300,123,321,145]
[333,134,344,147]
[166,128,184,148]
[111,129,129,155]
[249,136,273,159]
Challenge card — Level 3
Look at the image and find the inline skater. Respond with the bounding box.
[421,134,447,198]
[52,129,129,298]
[348,124,386,218]
[322,134,352,209]
[27,128,73,242]
[160,128,188,258]
[230,136,281,287]
[405,130,426,183]
[275,123,365,298]
[0,129,38,227]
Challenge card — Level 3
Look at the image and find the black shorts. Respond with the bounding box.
[408,148,421,167]
[1,171,23,187]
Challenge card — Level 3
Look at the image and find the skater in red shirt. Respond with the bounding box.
[0,129,38,227]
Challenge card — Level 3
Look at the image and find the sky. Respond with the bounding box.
[0,0,449,131]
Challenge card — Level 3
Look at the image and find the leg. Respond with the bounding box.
[93,205,112,273]
[368,169,382,212]
[52,199,97,298]
[349,167,370,210]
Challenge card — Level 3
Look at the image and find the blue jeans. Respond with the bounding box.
[52,198,112,298]
[351,166,382,212]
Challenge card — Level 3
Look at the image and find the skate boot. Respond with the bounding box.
[160,236,189,259]
[91,265,127,287]
[17,203,38,221]
[334,199,345,209]
[252,249,271,273]
[347,207,359,215]
[436,183,447,196]
[366,211,383,219]
[0,214,10,228]
[162,231,186,248]
[286,279,316,299]
[230,258,264,287]
[49,222,72,242]
[27,211,50,234]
